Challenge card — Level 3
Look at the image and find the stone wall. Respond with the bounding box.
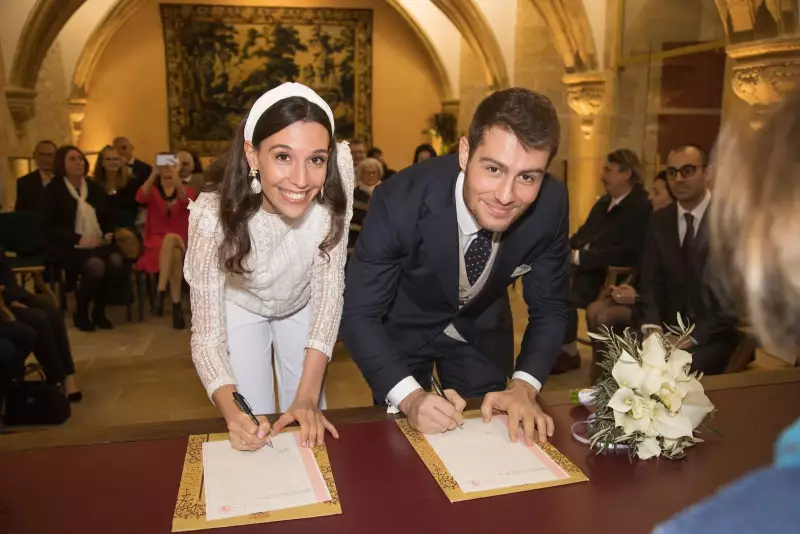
[514,0,571,178]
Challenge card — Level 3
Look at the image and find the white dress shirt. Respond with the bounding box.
[641,189,711,335]
[385,172,541,411]
[677,189,711,245]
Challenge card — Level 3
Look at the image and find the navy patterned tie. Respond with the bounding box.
[464,229,493,285]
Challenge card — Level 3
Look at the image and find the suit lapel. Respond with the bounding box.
[420,172,460,310]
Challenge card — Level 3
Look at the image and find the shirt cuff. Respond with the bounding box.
[572,250,580,266]
[385,376,423,414]
[511,371,542,392]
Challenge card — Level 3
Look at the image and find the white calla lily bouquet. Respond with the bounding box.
[583,316,716,460]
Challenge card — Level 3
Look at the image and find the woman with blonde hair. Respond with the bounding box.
[654,90,800,533]
[93,145,140,228]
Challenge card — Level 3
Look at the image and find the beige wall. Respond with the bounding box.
[80,0,444,172]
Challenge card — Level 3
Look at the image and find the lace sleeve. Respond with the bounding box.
[306,141,355,358]
[184,193,235,399]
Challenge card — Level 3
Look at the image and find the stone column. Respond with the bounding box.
[727,38,800,129]
[68,97,87,147]
[4,87,36,139]
[563,71,608,233]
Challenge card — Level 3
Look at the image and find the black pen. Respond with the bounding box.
[429,373,464,430]
[233,391,273,448]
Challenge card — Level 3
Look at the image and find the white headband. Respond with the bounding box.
[243,82,335,142]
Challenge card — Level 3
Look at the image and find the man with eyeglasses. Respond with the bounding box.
[637,144,740,375]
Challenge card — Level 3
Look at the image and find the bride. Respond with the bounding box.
[185,83,354,451]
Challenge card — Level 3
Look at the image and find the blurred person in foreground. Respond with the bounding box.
[653,90,800,534]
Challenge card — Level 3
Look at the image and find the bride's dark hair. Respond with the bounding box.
[206,97,346,274]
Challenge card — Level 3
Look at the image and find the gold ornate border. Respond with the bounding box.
[396,411,588,502]
[172,431,341,532]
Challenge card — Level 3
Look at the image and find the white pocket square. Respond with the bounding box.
[511,265,532,277]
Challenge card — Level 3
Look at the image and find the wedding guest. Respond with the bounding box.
[0,246,80,400]
[15,140,57,212]
[93,145,140,228]
[637,144,739,374]
[652,85,800,534]
[367,147,395,180]
[185,83,354,451]
[585,169,675,380]
[349,140,366,167]
[352,157,382,226]
[42,146,124,332]
[649,170,675,212]
[177,149,205,191]
[113,136,152,185]
[413,143,437,164]
[136,158,197,329]
[554,149,652,374]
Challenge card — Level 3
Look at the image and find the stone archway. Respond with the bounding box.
[527,0,604,138]
[530,0,599,74]
[430,0,510,89]
[8,0,509,130]
[5,0,85,126]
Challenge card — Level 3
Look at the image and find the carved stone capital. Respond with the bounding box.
[5,86,37,130]
[563,72,605,139]
[68,97,88,146]
[727,38,800,107]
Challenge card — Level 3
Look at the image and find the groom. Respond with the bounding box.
[340,88,569,444]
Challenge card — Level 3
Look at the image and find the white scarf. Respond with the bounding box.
[64,177,103,241]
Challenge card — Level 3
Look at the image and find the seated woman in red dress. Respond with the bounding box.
[135,157,198,329]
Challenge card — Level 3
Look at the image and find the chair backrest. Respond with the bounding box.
[0,211,45,255]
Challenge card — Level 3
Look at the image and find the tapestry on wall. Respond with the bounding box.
[160,4,373,155]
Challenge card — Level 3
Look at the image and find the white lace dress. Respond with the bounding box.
[184,142,354,398]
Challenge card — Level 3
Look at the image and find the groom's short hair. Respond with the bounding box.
[467,88,560,163]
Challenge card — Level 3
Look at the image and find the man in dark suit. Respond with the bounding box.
[15,140,57,212]
[112,136,152,185]
[638,144,739,374]
[341,88,569,443]
[554,149,653,373]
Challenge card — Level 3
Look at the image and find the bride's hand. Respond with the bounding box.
[271,397,339,447]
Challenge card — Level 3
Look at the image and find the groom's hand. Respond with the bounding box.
[481,379,554,445]
[400,389,465,434]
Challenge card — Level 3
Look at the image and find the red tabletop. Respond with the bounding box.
[1,381,798,534]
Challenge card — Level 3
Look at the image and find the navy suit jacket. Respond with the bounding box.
[340,155,571,401]
[636,202,738,345]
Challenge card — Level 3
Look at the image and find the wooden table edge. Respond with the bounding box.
[2,368,798,454]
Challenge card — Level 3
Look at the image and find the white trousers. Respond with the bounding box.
[225,300,326,414]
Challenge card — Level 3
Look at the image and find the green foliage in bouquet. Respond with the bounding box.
[587,315,716,461]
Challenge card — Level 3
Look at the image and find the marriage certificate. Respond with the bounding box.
[171,432,340,532]
[397,413,588,502]
[202,432,331,520]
